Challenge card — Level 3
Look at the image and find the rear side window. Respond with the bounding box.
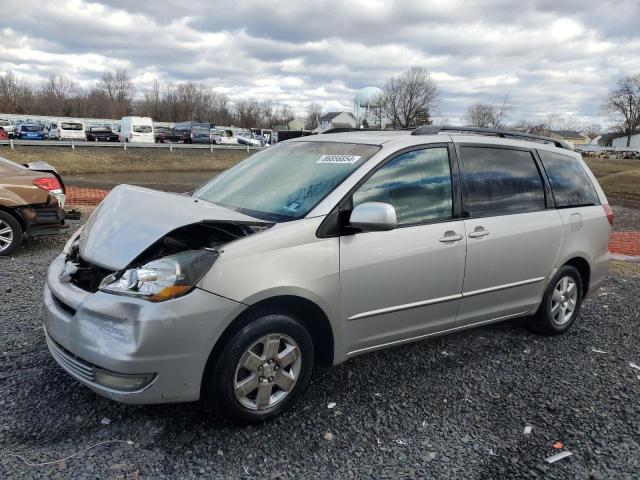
[460,146,545,217]
[353,147,453,226]
[537,150,600,207]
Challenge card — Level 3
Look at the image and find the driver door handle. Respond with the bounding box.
[439,232,464,243]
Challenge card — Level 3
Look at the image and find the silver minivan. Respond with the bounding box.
[43,126,612,422]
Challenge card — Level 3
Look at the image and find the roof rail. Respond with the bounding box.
[320,127,389,134]
[411,125,572,150]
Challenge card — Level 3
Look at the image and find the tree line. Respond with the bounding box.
[1,66,638,143]
[0,69,296,129]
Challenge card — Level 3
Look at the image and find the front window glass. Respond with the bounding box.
[353,147,453,226]
[195,141,379,221]
[133,125,152,133]
[23,125,40,132]
[460,147,546,217]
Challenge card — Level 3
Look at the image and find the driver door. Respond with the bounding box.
[339,145,466,356]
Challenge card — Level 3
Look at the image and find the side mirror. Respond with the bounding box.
[349,202,397,232]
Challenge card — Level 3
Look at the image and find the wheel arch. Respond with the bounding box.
[0,205,26,233]
[200,294,335,397]
[562,256,591,297]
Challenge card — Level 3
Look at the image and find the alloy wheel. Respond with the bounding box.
[233,333,302,410]
[0,220,14,253]
[550,276,578,326]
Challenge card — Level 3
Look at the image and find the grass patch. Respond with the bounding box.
[0,145,250,174]
[584,157,640,209]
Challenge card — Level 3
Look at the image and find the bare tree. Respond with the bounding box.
[582,123,602,138]
[0,71,34,113]
[304,103,323,130]
[384,67,438,128]
[40,74,81,116]
[465,96,509,128]
[366,93,387,128]
[601,74,640,147]
[100,69,133,117]
[544,113,579,133]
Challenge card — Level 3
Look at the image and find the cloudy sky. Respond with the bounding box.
[1,0,639,124]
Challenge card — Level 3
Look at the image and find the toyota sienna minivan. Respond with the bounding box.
[43,126,612,423]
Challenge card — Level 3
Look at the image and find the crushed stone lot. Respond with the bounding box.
[1,221,639,479]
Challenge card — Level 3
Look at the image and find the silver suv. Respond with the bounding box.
[43,126,612,422]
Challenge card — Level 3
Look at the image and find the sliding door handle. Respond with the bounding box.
[468,228,490,238]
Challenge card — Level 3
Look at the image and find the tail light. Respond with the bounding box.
[603,204,614,225]
[33,177,62,193]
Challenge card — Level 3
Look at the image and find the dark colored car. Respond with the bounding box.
[154,126,184,143]
[0,156,67,255]
[275,130,313,142]
[86,126,119,142]
[173,122,211,144]
[14,124,46,140]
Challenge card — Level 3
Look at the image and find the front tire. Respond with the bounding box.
[0,211,22,256]
[530,265,583,335]
[204,311,314,423]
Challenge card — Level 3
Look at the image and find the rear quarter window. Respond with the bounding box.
[537,150,600,207]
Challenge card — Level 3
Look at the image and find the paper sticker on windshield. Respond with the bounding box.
[316,155,362,165]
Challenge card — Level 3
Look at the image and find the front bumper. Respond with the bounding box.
[43,254,247,404]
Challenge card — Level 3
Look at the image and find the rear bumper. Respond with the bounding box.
[43,254,247,404]
[17,195,67,236]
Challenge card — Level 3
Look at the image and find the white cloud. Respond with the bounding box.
[0,0,638,124]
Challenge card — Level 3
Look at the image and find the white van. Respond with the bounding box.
[119,117,154,143]
[49,120,85,141]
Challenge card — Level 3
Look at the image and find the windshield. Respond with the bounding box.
[61,122,83,130]
[133,125,152,133]
[0,120,10,126]
[23,125,40,132]
[194,141,380,221]
[90,126,111,132]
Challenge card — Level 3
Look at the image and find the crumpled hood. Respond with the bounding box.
[79,184,269,270]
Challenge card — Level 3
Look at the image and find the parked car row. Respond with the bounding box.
[1,115,306,146]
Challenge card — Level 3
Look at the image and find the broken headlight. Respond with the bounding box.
[99,250,218,302]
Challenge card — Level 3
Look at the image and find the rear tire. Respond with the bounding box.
[204,311,314,424]
[530,265,583,335]
[0,211,22,256]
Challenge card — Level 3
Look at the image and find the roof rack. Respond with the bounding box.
[411,125,572,150]
[320,127,389,134]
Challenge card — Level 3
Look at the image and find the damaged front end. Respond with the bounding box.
[60,184,272,301]
[63,220,268,302]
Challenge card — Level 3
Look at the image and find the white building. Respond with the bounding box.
[314,112,357,133]
[612,133,640,148]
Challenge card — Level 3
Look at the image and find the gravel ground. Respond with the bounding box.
[1,221,640,479]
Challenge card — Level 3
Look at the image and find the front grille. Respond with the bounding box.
[45,331,95,383]
[69,258,113,293]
